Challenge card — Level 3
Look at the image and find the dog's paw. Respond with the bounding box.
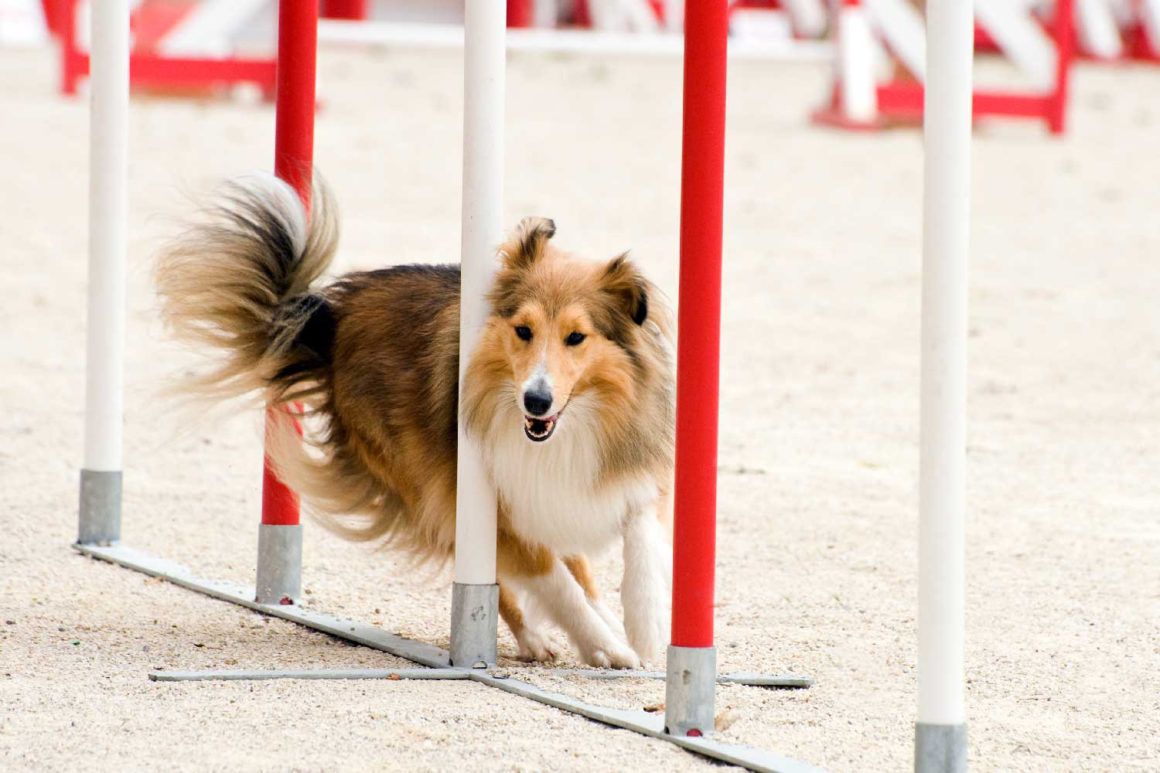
[625,607,669,666]
[581,639,641,670]
[516,628,558,663]
[591,599,627,641]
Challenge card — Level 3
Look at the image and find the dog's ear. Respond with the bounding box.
[601,253,649,326]
[498,217,556,270]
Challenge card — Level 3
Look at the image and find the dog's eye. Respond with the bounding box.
[565,331,586,346]
[515,325,533,341]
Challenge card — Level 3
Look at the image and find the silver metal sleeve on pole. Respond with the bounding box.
[664,645,717,737]
[77,469,122,545]
[255,523,303,605]
[449,582,499,667]
[915,723,967,773]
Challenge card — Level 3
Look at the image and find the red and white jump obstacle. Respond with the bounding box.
[1051,0,1160,61]
[74,0,970,770]
[53,0,278,97]
[817,0,1075,134]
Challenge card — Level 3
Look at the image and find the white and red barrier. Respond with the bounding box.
[986,0,1160,62]
[1072,0,1160,60]
[731,0,828,40]
[816,0,1076,134]
[54,0,276,97]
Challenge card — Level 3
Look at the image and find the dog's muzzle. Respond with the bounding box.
[522,381,558,442]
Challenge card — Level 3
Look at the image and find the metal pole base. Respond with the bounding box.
[664,645,717,737]
[449,582,498,668]
[915,722,967,773]
[78,469,122,545]
[255,523,302,605]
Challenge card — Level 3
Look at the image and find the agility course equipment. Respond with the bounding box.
[71,0,812,770]
[666,0,728,739]
[730,0,828,40]
[76,0,128,547]
[450,0,503,670]
[315,15,832,60]
[816,0,1075,134]
[1036,0,1160,62]
[915,0,971,767]
[73,0,974,768]
[55,0,276,97]
[254,0,318,609]
[1121,0,1160,58]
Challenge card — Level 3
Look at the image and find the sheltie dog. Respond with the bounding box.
[156,174,675,668]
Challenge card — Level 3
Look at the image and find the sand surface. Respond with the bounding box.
[1,42,1158,772]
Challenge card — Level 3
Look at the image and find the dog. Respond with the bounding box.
[156,174,675,668]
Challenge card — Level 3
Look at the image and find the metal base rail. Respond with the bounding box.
[75,542,816,773]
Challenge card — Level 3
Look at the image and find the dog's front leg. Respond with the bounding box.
[514,558,640,669]
[621,503,672,664]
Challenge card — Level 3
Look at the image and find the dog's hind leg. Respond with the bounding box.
[499,581,557,663]
[500,535,639,669]
[563,555,628,642]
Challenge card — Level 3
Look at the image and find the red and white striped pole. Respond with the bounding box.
[664,0,728,739]
[255,0,318,607]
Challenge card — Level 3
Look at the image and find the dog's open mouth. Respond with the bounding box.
[523,414,558,442]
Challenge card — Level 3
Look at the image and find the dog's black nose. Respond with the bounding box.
[523,390,553,417]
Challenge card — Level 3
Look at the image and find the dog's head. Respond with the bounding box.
[465,217,663,445]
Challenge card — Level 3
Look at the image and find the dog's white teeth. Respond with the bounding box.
[524,416,555,439]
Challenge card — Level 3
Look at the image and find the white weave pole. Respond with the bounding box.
[78,0,130,546]
[450,0,504,668]
[916,0,971,770]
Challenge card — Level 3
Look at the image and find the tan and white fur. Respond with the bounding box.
[156,174,675,667]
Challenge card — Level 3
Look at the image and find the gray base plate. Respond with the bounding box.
[149,666,811,689]
[74,542,816,773]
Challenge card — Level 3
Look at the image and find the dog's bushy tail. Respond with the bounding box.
[155,173,338,406]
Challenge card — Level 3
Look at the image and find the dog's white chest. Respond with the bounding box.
[483,417,656,555]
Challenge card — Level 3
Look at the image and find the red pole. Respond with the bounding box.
[321,0,368,21]
[60,0,81,96]
[1048,0,1074,135]
[261,0,318,528]
[507,0,534,28]
[671,0,729,650]
[273,0,318,206]
[42,0,64,37]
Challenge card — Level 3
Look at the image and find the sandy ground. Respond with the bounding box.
[1,41,1158,772]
